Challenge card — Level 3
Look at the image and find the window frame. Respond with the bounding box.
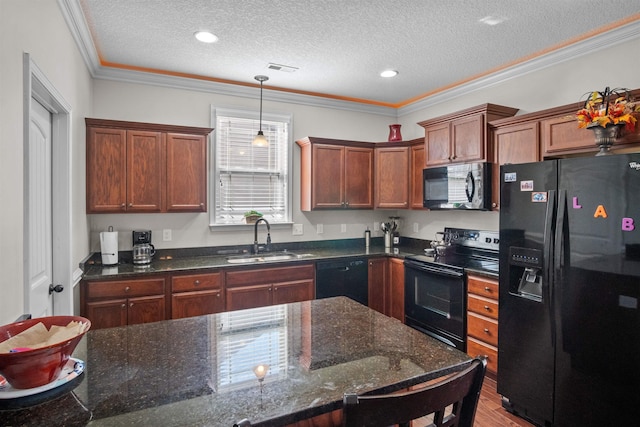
[209,106,293,228]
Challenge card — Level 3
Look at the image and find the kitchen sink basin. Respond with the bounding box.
[226,252,314,264]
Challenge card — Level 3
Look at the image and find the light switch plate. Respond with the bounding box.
[317,224,324,234]
[373,222,380,231]
[413,222,419,233]
[341,224,347,233]
[163,229,172,241]
[292,224,303,235]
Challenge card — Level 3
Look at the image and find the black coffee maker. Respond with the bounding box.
[132,230,155,265]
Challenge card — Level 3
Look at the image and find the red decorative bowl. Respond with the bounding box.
[0,316,90,389]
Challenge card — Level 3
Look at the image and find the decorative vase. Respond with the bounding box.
[588,123,624,156]
[388,124,402,142]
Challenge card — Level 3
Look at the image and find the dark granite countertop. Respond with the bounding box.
[82,240,425,280]
[1,297,472,426]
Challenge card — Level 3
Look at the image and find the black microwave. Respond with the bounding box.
[423,162,491,210]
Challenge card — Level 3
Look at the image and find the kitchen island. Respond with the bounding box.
[1,297,471,426]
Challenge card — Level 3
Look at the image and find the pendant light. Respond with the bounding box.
[253,75,269,147]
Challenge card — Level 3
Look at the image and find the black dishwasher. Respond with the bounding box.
[315,258,368,305]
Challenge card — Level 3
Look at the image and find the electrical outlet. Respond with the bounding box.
[341,224,347,233]
[317,224,324,234]
[163,229,172,241]
[373,222,380,232]
[292,223,303,235]
[413,222,419,233]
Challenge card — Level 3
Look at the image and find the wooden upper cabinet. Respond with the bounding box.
[410,140,426,209]
[490,121,540,210]
[419,104,518,167]
[86,127,127,212]
[86,118,212,214]
[375,145,410,209]
[166,133,207,212]
[127,130,164,212]
[296,137,374,211]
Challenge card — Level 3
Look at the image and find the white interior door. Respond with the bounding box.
[27,98,54,317]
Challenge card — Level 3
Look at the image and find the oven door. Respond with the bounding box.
[404,259,466,350]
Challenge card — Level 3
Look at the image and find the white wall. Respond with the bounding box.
[0,0,93,325]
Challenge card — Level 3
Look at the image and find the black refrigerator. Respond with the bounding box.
[498,154,640,426]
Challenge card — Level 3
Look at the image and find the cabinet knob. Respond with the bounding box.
[121,303,126,309]
[130,302,134,307]
[194,280,200,285]
[484,305,491,311]
[492,202,498,208]
[128,203,133,207]
[125,286,130,292]
[216,292,221,298]
[484,287,491,292]
[484,328,490,334]
[121,203,126,208]
[200,203,204,207]
[345,201,349,207]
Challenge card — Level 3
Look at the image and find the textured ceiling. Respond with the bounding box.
[76,0,640,107]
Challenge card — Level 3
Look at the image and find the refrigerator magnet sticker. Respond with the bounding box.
[504,172,517,182]
[520,180,534,191]
[532,192,548,203]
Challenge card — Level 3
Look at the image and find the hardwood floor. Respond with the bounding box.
[474,376,535,427]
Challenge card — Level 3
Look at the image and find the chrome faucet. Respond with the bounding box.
[253,218,271,254]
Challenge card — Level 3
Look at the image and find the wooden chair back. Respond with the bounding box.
[342,357,487,427]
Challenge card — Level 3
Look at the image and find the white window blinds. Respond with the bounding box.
[213,108,291,225]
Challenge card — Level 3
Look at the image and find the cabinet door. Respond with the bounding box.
[410,143,426,209]
[451,114,484,162]
[86,127,127,213]
[424,123,451,166]
[127,294,166,325]
[172,289,224,319]
[85,299,128,329]
[368,258,388,314]
[375,147,409,209]
[541,114,598,156]
[166,133,207,212]
[388,258,405,322]
[226,284,272,311]
[344,146,374,208]
[272,279,314,305]
[311,144,345,208]
[127,130,164,212]
[491,122,540,209]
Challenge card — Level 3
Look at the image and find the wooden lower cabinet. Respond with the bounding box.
[466,274,499,376]
[368,257,404,322]
[225,263,315,311]
[171,271,224,319]
[82,275,168,329]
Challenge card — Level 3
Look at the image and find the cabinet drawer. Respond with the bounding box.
[226,263,314,287]
[467,312,498,346]
[467,276,498,299]
[86,277,165,299]
[172,272,221,292]
[467,294,498,319]
[467,337,498,375]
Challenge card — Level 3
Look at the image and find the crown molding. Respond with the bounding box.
[59,0,639,118]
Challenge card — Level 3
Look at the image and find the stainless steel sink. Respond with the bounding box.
[226,252,314,264]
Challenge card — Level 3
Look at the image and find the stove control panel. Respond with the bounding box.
[444,227,499,251]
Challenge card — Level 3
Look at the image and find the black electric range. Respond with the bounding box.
[403,227,499,350]
[405,228,499,275]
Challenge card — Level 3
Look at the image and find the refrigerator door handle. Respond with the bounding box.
[544,189,557,346]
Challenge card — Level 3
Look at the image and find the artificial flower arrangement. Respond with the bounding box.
[576,87,639,131]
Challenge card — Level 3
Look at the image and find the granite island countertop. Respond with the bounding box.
[1,297,472,426]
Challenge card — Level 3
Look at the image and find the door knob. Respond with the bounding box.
[48,284,64,295]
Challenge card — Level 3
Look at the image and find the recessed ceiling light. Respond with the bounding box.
[380,70,398,78]
[194,31,218,43]
[479,15,507,26]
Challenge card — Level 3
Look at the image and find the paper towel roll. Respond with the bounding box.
[100,231,119,265]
